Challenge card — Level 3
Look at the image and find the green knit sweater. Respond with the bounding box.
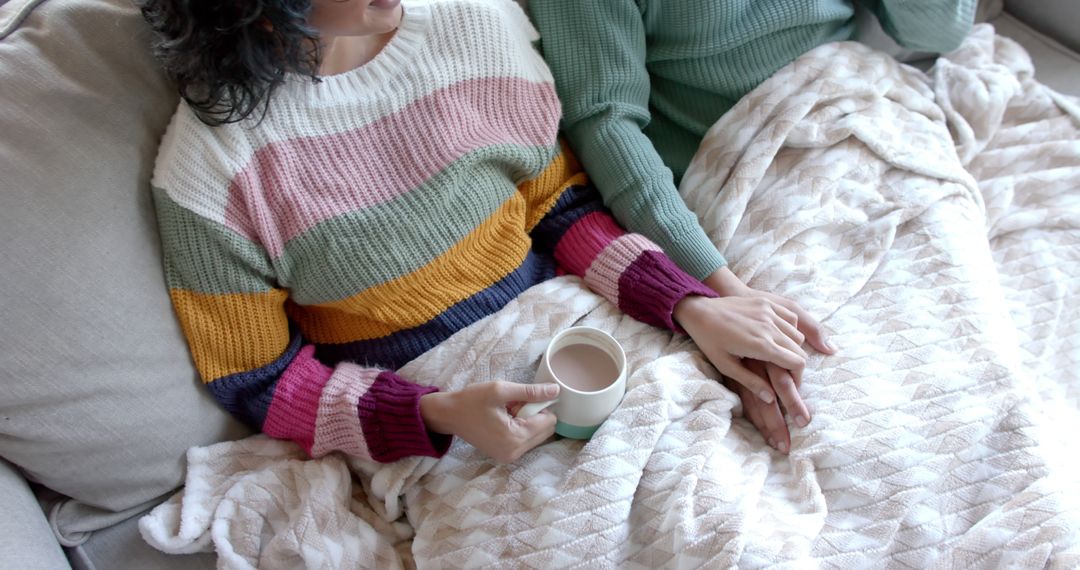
[529,0,976,278]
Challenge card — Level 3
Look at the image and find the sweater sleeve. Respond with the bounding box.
[860,0,977,53]
[153,186,450,463]
[528,0,727,281]
[525,146,717,331]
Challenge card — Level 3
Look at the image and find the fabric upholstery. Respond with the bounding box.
[1005,0,1080,53]
[0,0,250,542]
[992,12,1080,96]
[0,459,70,570]
[66,506,216,570]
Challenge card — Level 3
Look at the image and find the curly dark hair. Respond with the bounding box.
[140,0,322,126]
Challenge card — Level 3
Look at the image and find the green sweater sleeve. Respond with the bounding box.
[529,0,726,280]
[861,0,977,53]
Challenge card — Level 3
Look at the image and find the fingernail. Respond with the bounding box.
[826,340,839,352]
[795,415,809,428]
[778,441,789,453]
[768,438,778,449]
[758,390,775,404]
[543,383,560,397]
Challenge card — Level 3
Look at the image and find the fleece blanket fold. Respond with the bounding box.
[141,25,1080,568]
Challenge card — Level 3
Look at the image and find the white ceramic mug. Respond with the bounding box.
[515,326,627,439]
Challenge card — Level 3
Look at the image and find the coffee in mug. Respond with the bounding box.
[548,343,619,392]
[515,326,627,439]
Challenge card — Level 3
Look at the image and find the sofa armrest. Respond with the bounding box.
[1004,0,1080,53]
[0,459,71,570]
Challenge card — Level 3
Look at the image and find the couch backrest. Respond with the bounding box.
[1004,0,1080,53]
[0,0,251,544]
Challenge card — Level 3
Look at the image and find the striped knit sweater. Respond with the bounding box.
[151,0,716,463]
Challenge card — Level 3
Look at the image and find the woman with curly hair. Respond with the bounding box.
[142,0,816,464]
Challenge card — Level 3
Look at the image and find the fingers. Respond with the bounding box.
[493,381,560,404]
[774,295,836,355]
[774,332,808,362]
[789,360,804,388]
[451,382,563,464]
[772,312,805,346]
[756,338,805,374]
[768,299,799,329]
[501,407,556,462]
[712,351,778,404]
[756,399,790,454]
[762,292,836,355]
[518,410,558,448]
[731,369,790,454]
[751,299,808,372]
[798,309,837,355]
[765,363,810,430]
[740,384,766,431]
[490,405,557,464]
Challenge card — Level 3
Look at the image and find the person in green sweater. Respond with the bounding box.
[529,0,976,450]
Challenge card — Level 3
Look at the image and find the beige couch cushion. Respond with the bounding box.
[65,504,217,570]
[1005,0,1080,53]
[992,12,1080,97]
[0,0,250,543]
[0,459,70,569]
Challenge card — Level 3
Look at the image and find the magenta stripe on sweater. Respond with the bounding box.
[262,345,333,455]
[310,364,381,459]
[617,250,718,331]
[584,234,661,304]
[223,77,560,254]
[358,372,450,462]
[553,211,623,276]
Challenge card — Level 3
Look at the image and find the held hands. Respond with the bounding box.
[723,360,802,454]
[676,267,837,453]
[703,267,834,355]
[673,295,812,417]
[419,381,559,463]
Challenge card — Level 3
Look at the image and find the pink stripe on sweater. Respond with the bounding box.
[223,77,561,256]
[553,212,623,276]
[584,234,662,304]
[310,364,380,459]
[262,345,333,455]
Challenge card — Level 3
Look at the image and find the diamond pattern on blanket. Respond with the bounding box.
[140,25,1080,569]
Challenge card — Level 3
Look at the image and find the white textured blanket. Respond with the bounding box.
[141,25,1080,568]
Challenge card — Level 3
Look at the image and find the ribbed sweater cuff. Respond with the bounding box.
[569,118,728,280]
[358,372,452,463]
[619,250,718,333]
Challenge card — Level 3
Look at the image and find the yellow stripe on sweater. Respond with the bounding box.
[170,288,291,382]
[518,143,588,231]
[289,196,533,344]
[291,148,588,345]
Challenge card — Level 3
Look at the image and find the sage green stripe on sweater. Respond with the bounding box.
[154,186,276,295]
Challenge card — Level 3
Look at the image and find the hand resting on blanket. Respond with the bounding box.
[673,266,837,453]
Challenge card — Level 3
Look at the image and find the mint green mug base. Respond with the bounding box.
[555,420,601,440]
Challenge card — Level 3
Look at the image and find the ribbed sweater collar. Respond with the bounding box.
[277,0,432,106]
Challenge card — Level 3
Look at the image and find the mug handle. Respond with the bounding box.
[514,398,557,419]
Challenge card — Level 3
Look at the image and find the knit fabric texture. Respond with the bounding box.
[150,0,715,464]
[529,0,977,279]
